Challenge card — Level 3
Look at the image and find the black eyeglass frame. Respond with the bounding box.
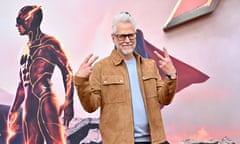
[113,32,137,41]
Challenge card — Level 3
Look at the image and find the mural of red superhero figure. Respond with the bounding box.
[7,5,74,144]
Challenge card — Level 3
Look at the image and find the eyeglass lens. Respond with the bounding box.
[116,33,136,40]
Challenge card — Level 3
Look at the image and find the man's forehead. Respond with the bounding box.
[116,22,135,32]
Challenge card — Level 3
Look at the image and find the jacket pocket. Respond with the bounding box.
[102,75,125,103]
[142,74,158,98]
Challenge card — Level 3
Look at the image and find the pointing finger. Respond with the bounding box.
[83,53,94,64]
[87,56,99,66]
[154,51,164,60]
[163,47,170,58]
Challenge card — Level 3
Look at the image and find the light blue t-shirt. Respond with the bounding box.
[125,57,150,142]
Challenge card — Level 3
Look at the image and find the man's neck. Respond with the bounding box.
[118,49,134,61]
[124,54,134,61]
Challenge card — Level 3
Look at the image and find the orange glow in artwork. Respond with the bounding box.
[6,112,19,144]
[195,128,210,140]
[169,127,212,143]
[6,128,16,144]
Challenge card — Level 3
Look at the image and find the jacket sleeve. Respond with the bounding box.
[74,63,102,113]
[155,63,177,105]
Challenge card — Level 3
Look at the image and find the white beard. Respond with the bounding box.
[121,48,134,55]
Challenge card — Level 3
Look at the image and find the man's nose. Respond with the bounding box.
[124,36,130,42]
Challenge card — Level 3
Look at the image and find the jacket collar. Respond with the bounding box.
[110,48,142,66]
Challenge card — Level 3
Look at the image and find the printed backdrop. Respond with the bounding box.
[0,0,240,143]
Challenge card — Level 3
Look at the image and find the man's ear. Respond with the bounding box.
[111,34,116,44]
[111,34,114,41]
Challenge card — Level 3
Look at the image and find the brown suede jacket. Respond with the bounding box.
[74,48,177,144]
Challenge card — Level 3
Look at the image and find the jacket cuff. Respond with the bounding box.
[74,75,89,85]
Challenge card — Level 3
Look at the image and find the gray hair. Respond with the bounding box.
[112,11,137,34]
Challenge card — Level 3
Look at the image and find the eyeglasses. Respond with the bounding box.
[114,33,136,41]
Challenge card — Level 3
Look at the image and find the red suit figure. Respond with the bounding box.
[7,5,74,144]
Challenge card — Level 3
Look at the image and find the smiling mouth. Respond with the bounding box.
[122,46,132,49]
[122,44,133,47]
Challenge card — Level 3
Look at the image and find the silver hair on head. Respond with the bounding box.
[112,11,137,34]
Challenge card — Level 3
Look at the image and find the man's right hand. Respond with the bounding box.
[75,53,99,78]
